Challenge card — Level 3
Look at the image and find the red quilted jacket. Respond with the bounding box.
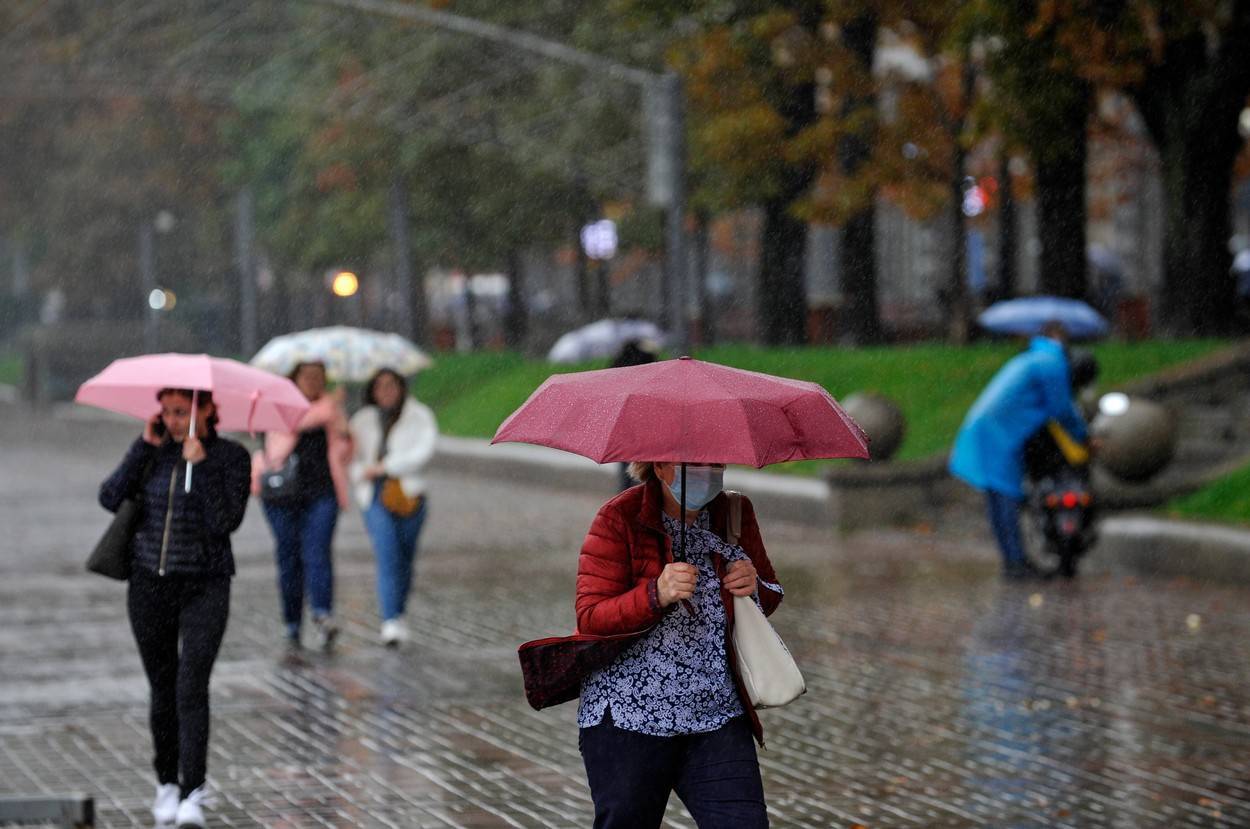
[518,477,783,744]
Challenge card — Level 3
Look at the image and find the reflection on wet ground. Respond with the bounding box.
[1,410,1248,827]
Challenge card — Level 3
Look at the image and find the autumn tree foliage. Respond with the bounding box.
[973,0,1250,334]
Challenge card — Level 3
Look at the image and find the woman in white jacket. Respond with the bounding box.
[348,368,438,646]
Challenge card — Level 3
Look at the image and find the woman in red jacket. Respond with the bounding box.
[574,460,783,829]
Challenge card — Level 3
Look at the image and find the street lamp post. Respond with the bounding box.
[329,268,364,327]
[581,219,618,317]
[140,221,156,353]
[643,72,688,350]
[140,211,176,353]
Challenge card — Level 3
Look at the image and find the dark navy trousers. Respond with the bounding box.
[579,711,768,828]
[985,489,1027,566]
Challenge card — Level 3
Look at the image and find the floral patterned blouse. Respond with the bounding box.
[578,509,782,736]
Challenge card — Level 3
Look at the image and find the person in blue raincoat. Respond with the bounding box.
[949,322,1088,579]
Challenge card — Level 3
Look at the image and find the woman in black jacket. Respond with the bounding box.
[99,388,250,829]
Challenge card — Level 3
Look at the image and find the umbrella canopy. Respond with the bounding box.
[977,296,1109,340]
[1232,249,1250,274]
[547,319,666,364]
[76,353,309,434]
[492,357,869,467]
[251,326,432,382]
[1087,243,1123,276]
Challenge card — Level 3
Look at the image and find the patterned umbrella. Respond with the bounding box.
[251,326,432,382]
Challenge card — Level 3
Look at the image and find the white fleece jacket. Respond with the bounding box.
[347,398,438,511]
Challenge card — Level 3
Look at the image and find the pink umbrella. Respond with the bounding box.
[77,353,310,491]
[492,356,869,466]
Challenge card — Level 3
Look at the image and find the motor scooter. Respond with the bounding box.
[1023,421,1097,578]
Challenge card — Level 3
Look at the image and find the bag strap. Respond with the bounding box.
[725,490,742,546]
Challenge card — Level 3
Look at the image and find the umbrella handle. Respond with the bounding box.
[185,391,197,494]
[679,463,686,562]
[246,390,260,437]
[678,463,693,618]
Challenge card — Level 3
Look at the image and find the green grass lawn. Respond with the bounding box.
[0,352,20,387]
[1164,463,1250,527]
[412,339,1232,474]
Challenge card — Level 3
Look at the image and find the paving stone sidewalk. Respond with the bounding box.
[2,408,1249,828]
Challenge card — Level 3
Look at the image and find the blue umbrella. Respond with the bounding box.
[977,296,1110,340]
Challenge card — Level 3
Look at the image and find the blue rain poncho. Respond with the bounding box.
[949,337,1088,498]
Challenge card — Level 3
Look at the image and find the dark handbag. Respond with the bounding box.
[517,633,641,710]
[86,501,143,580]
[261,452,301,503]
[87,455,157,580]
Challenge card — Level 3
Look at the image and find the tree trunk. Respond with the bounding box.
[1132,22,1250,337]
[1034,130,1088,299]
[389,179,427,347]
[998,9,1092,303]
[595,259,611,318]
[835,11,882,345]
[839,206,880,344]
[997,153,1017,299]
[693,209,714,345]
[574,231,592,320]
[944,58,977,343]
[1156,131,1241,335]
[571,177,596,322]
[504,248,528,349]
[758,199,808,345]
[268,267,289,340]
[946,153,970,343]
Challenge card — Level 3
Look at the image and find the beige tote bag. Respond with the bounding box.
[725,492,806,709]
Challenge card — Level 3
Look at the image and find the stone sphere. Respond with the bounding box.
[1091,395,1178,483]
[841,392,906,461]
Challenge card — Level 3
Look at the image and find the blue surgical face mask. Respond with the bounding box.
[666,465,724,511]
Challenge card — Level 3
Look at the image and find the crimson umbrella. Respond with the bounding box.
[493,356,868,466]
[492,356,869,561]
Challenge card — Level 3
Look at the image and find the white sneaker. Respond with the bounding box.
[313,615,338,651]
[175,784,214,828]
[152,782,180,824]
[380,619,408,647]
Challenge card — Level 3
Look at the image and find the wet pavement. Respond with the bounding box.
[2,406,1249,828]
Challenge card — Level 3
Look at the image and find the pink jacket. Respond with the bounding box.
[251,395,353,509]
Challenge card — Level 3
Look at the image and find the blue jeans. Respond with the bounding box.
[263,493,339,633]
[579,712,767,829]
[985,490,1026,567]
[363,485,428,621]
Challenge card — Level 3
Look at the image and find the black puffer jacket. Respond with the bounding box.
[99,435,251,577]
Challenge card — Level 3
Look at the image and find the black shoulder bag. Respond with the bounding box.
[87,453,159,581]
[260,451,301,504]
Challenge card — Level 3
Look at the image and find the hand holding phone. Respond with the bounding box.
[143,415,166,446]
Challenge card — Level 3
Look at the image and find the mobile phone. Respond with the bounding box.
[152,418,167,438]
